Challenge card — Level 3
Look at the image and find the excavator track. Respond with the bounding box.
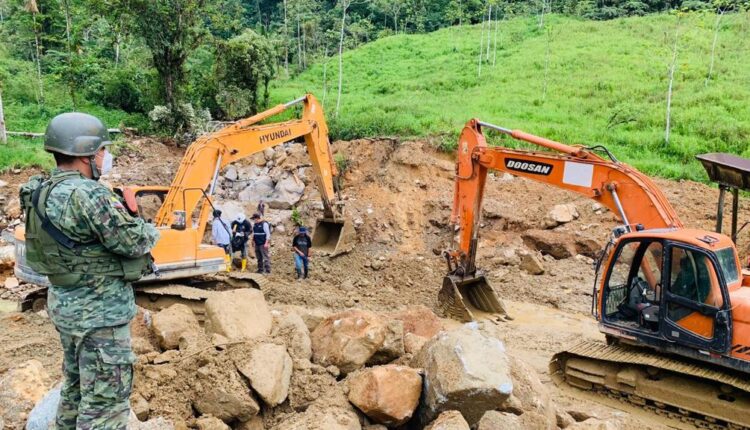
[134,273,267,322]
[550,340,750,429]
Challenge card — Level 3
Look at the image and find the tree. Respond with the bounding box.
[336,0,360,117]
[704,6,725,86]
[214,29,275,118]
[704,0,745,86]
[664,15,682,146]
[24,0,44,105]
[129,0,209,109]
[0,70,6,144]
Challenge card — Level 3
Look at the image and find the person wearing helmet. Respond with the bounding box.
[211,209,232,272]
[19,113,160,430]
[231,212,252,271]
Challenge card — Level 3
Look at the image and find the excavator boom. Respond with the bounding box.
[441,119,683,321]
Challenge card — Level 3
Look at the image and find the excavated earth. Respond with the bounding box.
[0,136,748,430]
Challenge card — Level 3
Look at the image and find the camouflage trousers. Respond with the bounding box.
[55,323,135,430]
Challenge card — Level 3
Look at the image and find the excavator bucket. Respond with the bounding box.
[438,274,510,322]
[312,217,355,256]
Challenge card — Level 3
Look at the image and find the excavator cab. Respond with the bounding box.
[597,231,736,353]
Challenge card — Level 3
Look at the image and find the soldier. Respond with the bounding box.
[19,113,160,430]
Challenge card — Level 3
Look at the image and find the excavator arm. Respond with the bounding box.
[439,119,684,322]
[153,94,340,242]
[449,119,683,275]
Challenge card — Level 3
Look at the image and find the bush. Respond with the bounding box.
[148,102,211,142]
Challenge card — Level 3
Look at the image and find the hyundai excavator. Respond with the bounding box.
[440,118,750,428]
[13,94,354,312]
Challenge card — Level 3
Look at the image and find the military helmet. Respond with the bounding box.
[44,112,112,156]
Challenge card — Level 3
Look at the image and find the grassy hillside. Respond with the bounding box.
[272,13,750,181]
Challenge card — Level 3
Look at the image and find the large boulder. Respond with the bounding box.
[389,305,443,339]
[424,411,470,430]
[192,360,260,422]
[367,319,404,365]
[518,250,545,275]
[239,177,275,203]
[275,305,330,333]
[522,230,577,260]
[224,165,238,181]
[214,201,245,224]
[204,289,272,341]
[288,370,338,411]
[151,304,202,350]
[347,365,422,426]
[310,310,387,374]
[271,310,312,361]
[416,324,513,426]
[502,357,556,428]
[237,343,293,407]
[478,410,553,430]
[267,175,305,209]
[273,402,361,430]
[236,416,264,430]
[542,203,579,228]
[477,411,523,429]
[128,411,176,430]
[196,415,231,430]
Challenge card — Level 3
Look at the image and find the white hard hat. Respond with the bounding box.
[236,213,246,222]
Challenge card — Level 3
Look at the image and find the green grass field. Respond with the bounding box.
[272,13,750,181]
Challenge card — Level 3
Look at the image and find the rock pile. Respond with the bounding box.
[121,288,556,429]
[214,143,309,215]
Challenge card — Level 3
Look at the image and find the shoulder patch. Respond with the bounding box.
[110,196,126,210]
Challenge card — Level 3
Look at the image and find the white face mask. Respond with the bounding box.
[101,150,113,175]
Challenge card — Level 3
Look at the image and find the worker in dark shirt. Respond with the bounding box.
[292,226,312,279]
[231,213,253,271]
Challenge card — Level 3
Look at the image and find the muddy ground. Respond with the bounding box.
[1,136,748,429]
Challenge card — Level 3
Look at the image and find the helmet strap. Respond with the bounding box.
[89,154,101,181]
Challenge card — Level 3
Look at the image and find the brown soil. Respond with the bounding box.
[1,136,748,430]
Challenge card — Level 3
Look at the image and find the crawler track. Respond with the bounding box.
[550,340,750,429]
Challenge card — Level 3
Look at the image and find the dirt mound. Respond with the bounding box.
[1,134,748,430]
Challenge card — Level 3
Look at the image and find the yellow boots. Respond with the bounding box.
[225,254,231,272]
[241,258,247,271]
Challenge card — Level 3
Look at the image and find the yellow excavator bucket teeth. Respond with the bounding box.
[312,217,355,257]
[438,274,509,322]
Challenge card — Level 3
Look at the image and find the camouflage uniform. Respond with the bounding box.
[21,169,159,430]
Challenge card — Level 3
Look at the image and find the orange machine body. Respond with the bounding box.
[448,118,750,371]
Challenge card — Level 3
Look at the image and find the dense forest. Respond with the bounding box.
[0,0,748,175]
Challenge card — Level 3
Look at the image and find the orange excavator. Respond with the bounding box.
[441,119,750,428]
[13,94,353,311]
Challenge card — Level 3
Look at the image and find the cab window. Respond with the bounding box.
[605,240,662,321]
[715,247,739,285]
[667,247,724,338]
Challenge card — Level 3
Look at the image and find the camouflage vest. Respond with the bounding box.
[21,171,150,285]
